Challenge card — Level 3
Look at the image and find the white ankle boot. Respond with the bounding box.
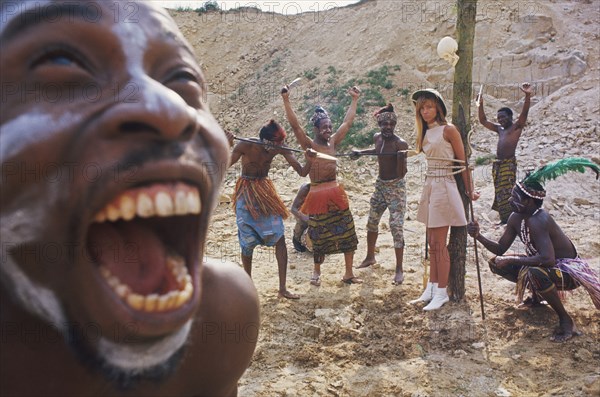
[423,286,449,311]
[409,282,437,304]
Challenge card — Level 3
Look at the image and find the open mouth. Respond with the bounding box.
[86,182,201,314]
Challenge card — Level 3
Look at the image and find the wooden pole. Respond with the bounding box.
[448,0,477,303]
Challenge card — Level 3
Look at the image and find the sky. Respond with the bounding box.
[153,0,361,15]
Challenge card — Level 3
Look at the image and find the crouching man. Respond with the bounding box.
[468,159,600,342]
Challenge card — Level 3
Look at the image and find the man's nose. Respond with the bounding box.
[99,76,197,141]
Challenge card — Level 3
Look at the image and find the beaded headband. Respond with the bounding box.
[376,111,397,123]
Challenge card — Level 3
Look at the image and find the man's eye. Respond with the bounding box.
[32,48,86,69]
[168,70,199,84]
[48,54,73,65]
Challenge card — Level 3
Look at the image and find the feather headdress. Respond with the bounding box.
[517,157,600,199]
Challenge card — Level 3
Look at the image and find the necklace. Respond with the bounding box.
[520,208,542,256]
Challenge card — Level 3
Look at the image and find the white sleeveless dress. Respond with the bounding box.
[416,125,468,228]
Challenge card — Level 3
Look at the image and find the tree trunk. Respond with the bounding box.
[448,0,477,301]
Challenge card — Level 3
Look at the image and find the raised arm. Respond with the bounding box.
[331,86,361,146]
[478,95,499,133]
[281,87,312,149]
[514,82,533,129]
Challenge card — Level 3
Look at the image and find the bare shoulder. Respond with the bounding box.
[507,123,525,133]
[201,258,259,316]
[530,209,554,230]
[506,211,522,232]
[234,139,254,153]
[395,135,409,149]
[179,259,259,396]
[443,123,460,133]
[442,124,461,140]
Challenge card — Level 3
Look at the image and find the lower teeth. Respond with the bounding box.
[100,252,193,312]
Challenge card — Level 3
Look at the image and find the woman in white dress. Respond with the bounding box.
[410,89,478,310]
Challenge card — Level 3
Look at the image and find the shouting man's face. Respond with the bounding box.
[1,0,230,379]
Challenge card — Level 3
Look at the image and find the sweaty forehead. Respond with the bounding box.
[1,1,188,49]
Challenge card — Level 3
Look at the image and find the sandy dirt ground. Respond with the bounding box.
[171,1,600,395]
[209,155,599,397]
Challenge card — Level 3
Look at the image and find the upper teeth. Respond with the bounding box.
[94,183,201,223]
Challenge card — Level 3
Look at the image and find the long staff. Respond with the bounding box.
[458,103,485,320]
[233,136,303,153]
[423,230,430,289]
[336,150,419,157]
[233,136,337,161]
[468,173,485,320]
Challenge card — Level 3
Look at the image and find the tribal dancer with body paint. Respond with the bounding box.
[468,158,600,342]
[281,85,363,287]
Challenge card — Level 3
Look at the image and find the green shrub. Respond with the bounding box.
[475,154,496,165]
[366,65,395,89]
[299,64,401,150]
[196,1,220,14]
[361,87,386,107]
[303,67,319,80]
[342,124,374,149]
[326,66,338,75]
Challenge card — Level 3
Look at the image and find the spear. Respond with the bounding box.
[458,103,485,320]
[336,150,420,157]
[232,136,338,161]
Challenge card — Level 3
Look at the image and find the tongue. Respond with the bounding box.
[88,221,172,295]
